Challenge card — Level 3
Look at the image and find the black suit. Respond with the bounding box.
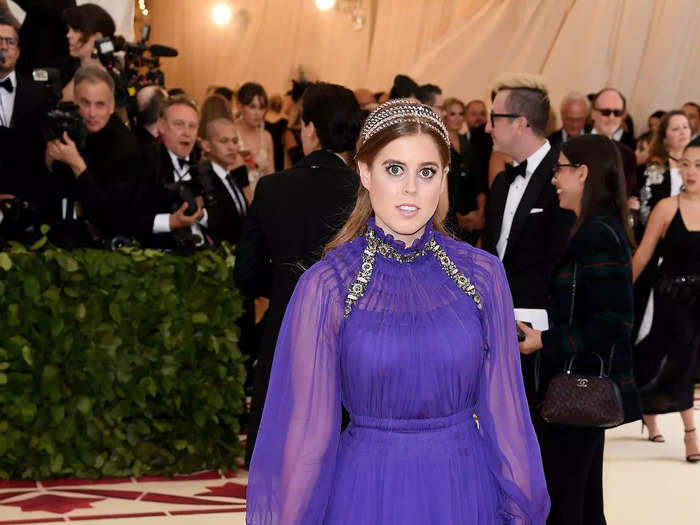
[197,160,248,245]
[483,145,575,309]
[483,144,575,412]
[234,149,358,465]
[547,129,566,150]
[0,73,50,202]
[135,143,204,248]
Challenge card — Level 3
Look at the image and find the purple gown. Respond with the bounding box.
[246,218,549,524]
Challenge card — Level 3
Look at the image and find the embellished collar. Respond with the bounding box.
[366,216,434,262]
[345,217,482,318]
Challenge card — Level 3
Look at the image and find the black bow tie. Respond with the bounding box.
[176,157,188,170]
[504,160,528,184]
[0,77,13,94]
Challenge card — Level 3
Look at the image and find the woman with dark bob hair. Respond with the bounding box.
[518,134,642,525]
[61,3,122,101]
[233,82,274,193]
[245,98,549,524]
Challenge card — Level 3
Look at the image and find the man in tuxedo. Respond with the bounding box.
[0,16,49,202]
[234,82,362,466]
[548,91,588,150]
[588,87,637,199]
[197,117,248,245]
[483,74,574,309]
[138,94,206,249]
[482,74,575,403]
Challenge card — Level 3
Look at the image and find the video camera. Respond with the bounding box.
[94,24,178,125]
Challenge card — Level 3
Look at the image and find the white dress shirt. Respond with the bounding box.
[0,71,17,128]
[211,161,247,216]
[152,150,208,235]
[496,140,551,260]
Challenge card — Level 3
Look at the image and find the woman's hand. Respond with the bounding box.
[517,321,543,355]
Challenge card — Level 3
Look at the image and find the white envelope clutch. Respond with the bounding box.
[514,308,549,331]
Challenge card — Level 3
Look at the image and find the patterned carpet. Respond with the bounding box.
[1,387,698,524]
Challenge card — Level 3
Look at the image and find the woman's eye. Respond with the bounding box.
[419,167,436,178]
[387,165,403,176]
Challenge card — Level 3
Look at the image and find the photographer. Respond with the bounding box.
[137,94,206,250]
[44,65,145,244]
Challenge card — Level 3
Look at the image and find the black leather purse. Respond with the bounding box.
[538,229,626,428]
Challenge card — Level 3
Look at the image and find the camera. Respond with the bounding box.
[93,25,177,126]
[32,68,87,148]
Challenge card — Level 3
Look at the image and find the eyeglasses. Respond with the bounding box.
[552,162,583,177]
[594,107,624,117]
[0,36,18,48]
[490,111,529,127]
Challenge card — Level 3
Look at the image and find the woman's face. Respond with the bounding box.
[67,27,98,59]
[680,146,700,194]
[551,152,587,215]
[241,95,266,127]
[664,114,691,152]
[444,103,465,133]
[358,133,447,247]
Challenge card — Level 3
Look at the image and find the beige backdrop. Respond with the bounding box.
[147,0,699,130]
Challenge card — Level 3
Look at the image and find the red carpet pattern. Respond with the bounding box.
[0,470,248,523]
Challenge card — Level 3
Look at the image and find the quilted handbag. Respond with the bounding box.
[539,352,624,428]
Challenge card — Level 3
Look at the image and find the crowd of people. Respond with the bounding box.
[1,3,699,525]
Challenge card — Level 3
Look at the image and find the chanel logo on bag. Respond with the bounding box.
[576,378,589,388]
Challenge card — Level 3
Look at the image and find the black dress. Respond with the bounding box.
[264,118,288,172]
[634,197,700,414]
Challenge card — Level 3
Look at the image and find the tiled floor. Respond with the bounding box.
[1,388,698,524]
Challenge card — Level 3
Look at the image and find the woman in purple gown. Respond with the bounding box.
[246,99,549,524]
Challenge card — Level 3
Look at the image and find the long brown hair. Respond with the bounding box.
[647,110,690,167]
[561,135,636,248]
[326,120,450,252]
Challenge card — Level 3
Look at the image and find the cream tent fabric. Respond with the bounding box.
[8,0,699,126]
[145,0,698,127]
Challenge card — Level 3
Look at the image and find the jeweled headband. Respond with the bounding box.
[360,98,450,149]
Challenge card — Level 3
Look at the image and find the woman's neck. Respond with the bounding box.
[669,148,684,164]
[448,130,459,149]
[239,118,259,133]
[80,54,100,67]
[682,189,700,201]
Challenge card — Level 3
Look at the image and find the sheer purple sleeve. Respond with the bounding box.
[246,262,343,525]
[474,252,550,524]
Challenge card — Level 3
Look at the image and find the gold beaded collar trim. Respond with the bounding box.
[344,229,483,318]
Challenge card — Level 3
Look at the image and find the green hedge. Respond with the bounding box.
[0,233,246,479]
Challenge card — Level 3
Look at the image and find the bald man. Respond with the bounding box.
[134,84,168,145]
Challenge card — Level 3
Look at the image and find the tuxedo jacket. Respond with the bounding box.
[197,160,248,245]
[126,142,205,248]
[233,149,358,464]
[483,146,575,309]
[0,73,50,201]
